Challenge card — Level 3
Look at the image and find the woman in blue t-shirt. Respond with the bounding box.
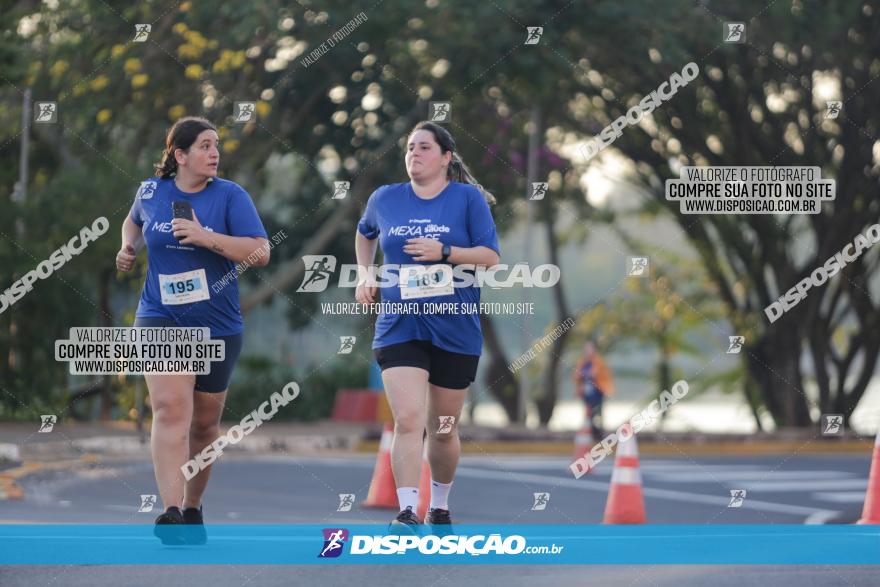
[355,121,501,530]
[116,117,269,543]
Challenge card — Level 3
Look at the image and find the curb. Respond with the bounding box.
[355,438,875,456]
[0,443,20,462]
[0,456,103,500]
[0,463,42,500]
[16,434,363,460]
[5,433,874,461]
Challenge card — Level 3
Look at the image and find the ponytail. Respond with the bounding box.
[448,152,496,205]
[155,148,178,179]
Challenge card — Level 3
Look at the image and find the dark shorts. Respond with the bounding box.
[133,316,243,393]
[374,340,480,390]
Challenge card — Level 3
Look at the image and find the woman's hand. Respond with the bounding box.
[116,244,137,272]
[355,281,378,305]
[171,210,210,247]
[403,237,443,262]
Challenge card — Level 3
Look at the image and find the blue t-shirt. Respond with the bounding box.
[128,177,268,336]
[357,181,500,356]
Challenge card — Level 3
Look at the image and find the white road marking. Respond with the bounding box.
[734,479,867,492]
[812,491,868,504]
[649,471,852,482]
[804,510,842,525]
[453,466,838,518]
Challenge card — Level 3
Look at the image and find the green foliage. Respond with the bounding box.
[1,0,877,427]
[224,355,367,422]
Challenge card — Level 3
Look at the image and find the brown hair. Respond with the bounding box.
[409,121,496,205]
[154,117,217,178]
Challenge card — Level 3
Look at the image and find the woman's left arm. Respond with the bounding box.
[200,233,270,266]
[447,245,499,267]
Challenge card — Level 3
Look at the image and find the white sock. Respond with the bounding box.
[397,487,419,512]
[429,479,453,510]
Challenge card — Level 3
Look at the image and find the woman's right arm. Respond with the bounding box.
[354,231,378,305]
[116,216,144,272]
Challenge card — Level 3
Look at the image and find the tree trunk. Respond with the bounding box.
[745,329,811,428]
[479,314,519,422]
[535,187,572,425]
[655,340,671,429]
[98,268,113,421]
[744,383,765,433]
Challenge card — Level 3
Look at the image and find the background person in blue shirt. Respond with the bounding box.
[116,117,269,543]
[355,121,501,529]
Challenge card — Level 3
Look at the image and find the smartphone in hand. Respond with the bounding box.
[171,200,193,240]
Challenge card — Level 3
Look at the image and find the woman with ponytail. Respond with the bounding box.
[355,121,500,531]
[116,117,269,544]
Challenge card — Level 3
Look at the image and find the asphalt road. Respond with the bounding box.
[1,453,870,524]
[1,453,876,586]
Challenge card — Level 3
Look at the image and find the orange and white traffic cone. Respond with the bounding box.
[572,424,594,466]
[362,422,398,509]
[603,429,646,524]
[417,443,432,520]
[857,431,880,524]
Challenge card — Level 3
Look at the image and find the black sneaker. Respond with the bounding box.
[153,506,185,545]
[425,508,454,535]
[425,508,452,525]
[182,506,207,545]
[388,506,421,534]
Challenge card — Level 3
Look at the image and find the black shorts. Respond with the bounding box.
[133,316,243,393]
[374,340,480,390]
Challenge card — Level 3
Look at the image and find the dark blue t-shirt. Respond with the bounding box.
[357,181,500,356]
[128,177,267,336]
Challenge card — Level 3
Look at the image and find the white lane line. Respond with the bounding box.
[734,479,867,492]
[804,510,842,525]
[453,466,839,518]
[104,504,144,512]
[812,491,868,504]
[648,471,852,482]
[461,459,773,472]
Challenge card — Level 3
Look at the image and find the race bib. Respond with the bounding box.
[159,269,210,305]
[400,265,454,299]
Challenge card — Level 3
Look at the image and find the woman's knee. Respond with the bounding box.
[428,426,458,444]
[190,419,220,441]
[150,397,190,428]
[393,408,426,435]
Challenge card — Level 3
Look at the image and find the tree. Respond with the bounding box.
[553,0,880,427]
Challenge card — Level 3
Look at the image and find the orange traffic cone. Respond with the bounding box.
[572,424,594,466]
[362,422,397,509]
[603,429,646,524]
[857,432,880,524]
[417,443,432,520]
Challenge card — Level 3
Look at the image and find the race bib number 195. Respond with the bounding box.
[159,269,210,305]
